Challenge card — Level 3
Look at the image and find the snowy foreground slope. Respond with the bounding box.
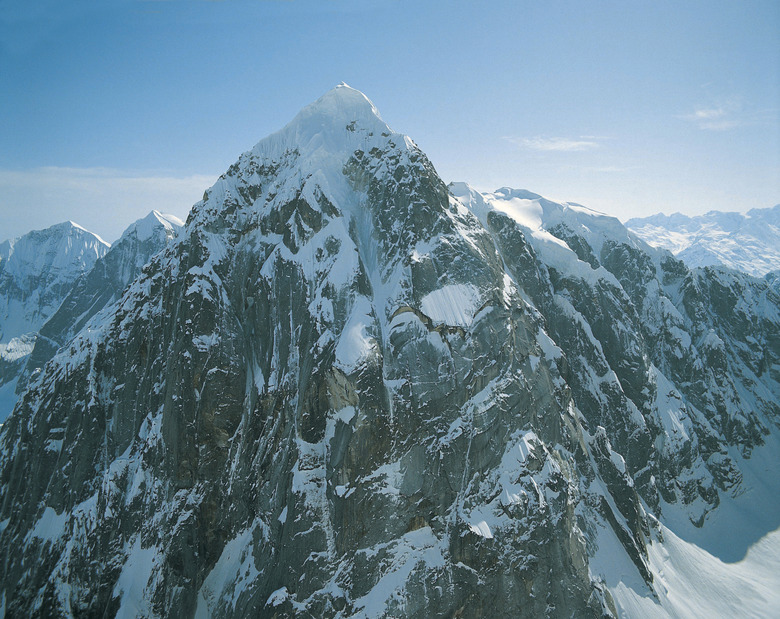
[626,206,780,278]
[0,85,778,618]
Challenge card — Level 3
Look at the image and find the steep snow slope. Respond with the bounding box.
[626,205,780,277]
[0,222,109,421]
[0,86,777,618]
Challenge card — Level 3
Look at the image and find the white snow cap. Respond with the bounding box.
[249,83,395,161]
[120,210,184,243]
[294,82,386,130]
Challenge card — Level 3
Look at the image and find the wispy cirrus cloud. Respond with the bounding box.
[677,98,773,131]
[681,104,742,130]
[504,136,602,152]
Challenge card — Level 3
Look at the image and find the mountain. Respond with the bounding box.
[0,85,778,618]
[625,205,780,277]
[0,211,184,423]
[0,222,109,421]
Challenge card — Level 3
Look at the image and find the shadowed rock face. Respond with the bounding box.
[0,86,777,618]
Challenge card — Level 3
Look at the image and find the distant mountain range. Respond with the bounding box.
[626,206,780,285]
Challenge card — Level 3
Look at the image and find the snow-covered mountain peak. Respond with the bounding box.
[119,210,184,243]
[190,85,430,243]
[0,222,109,291]
[248,83,394,164]
[62,220,109,243]
[315,82,384,122]
[0,220,110,378]
[1,220,106,259]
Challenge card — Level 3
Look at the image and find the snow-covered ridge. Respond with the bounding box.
[451,181,656,289]
[626,204,780,277]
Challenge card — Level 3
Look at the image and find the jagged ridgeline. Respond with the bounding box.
[0,85,778,618]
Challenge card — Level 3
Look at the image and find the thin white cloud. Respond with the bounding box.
[680,99,749,131]
[505,136,601,152]
[698,118,743,131]
[691,107,727,120]
[584,165,641,173]
[684,106,741,130]
[0,167,218,243]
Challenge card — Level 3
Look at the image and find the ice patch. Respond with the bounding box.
[192,333,219,352]
[468,520,494,539]
[113,536,160,619]
[650,365,692,452]
[517,431,537,462]
[27,506,68,542]
[335,297,375,373]
[420,283,481,327]
[196,523,265,617]
[352,527,446,617]
[267,586,289,607]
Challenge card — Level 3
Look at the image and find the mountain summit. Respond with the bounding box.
[262,83,390,147]
[238,83,398,185]
[0,88,778,618]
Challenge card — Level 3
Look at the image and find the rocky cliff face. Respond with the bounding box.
[0,222,109,421]
[0,85,777,618]
[454,187,780,523]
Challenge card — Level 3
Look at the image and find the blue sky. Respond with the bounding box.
[1,0,778,242]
